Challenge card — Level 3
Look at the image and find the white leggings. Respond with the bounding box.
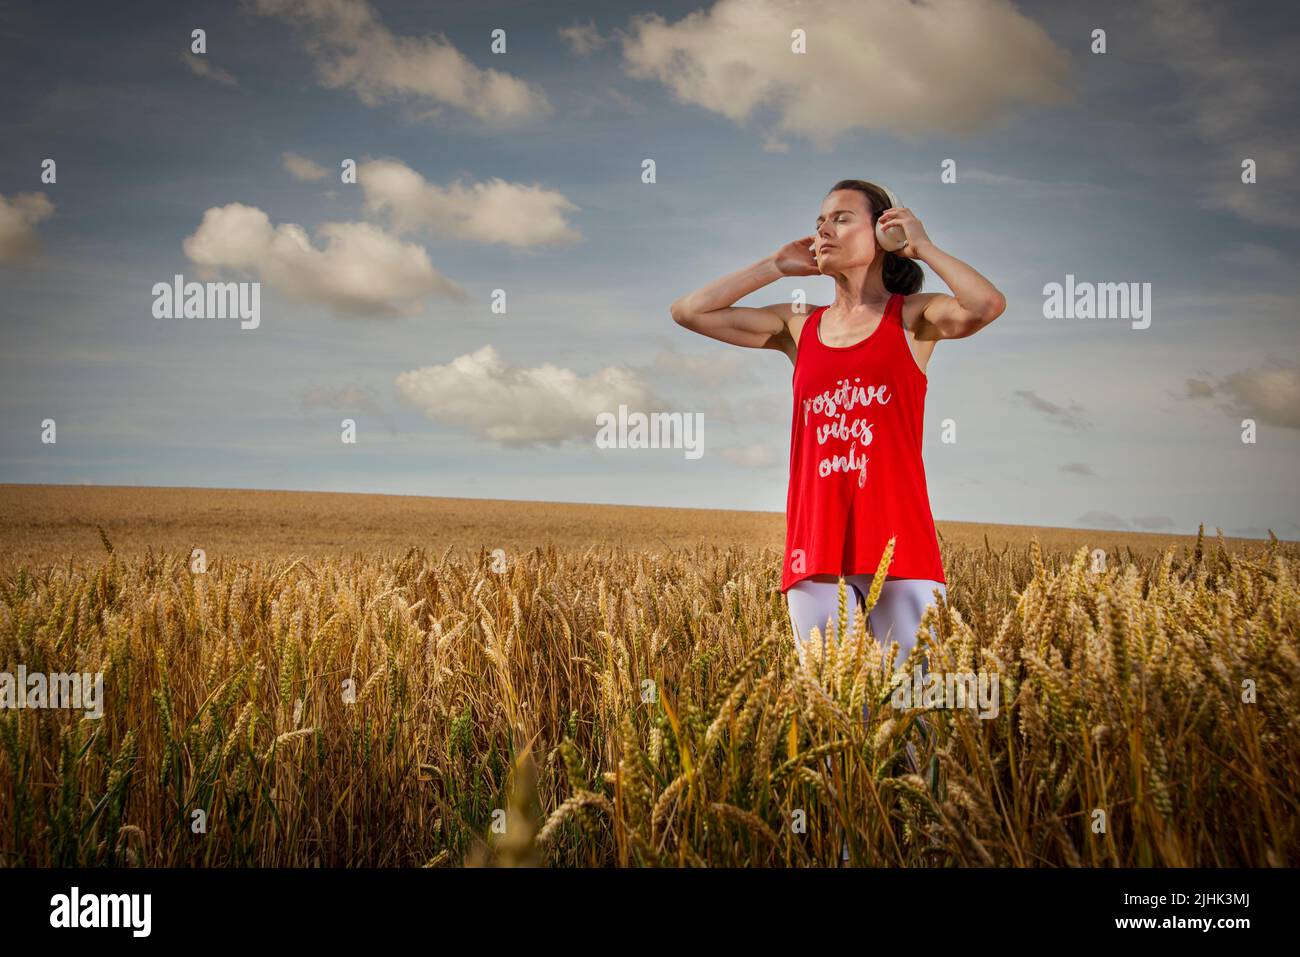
[787,576,947,671]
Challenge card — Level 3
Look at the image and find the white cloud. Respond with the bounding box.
[619,0,1070,144]
[182,202,466,318]
[559,20,609,56]
[181,52,238,87]
[1187,358,1300,430]
[0,191,54,263]
[282,151,329,181]
[1224,363,1300,429]
[252,0,551,124]
[394,345,656,447]
[358,158,582,247]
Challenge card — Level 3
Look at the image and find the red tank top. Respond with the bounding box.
[781,293,946,591]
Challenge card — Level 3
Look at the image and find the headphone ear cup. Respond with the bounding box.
[875,220,906,252]
[874,184,906,252]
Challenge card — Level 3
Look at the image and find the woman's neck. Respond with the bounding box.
[829,263,890,313]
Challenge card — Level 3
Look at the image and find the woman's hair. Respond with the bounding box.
[827,179,924,295]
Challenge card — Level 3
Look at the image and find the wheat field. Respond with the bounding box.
[1,489,1296,867]
[0,483,1274,567]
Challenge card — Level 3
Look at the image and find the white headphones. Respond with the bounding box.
[873,183,907,252]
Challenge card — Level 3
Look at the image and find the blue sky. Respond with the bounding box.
[1,0,1297,538]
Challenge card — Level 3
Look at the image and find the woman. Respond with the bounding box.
[670,180,1005,669]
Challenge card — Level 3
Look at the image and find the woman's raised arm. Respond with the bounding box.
[669,236,820,351]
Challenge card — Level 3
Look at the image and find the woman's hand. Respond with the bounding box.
[877,208,933,259]
[772,234,821,276]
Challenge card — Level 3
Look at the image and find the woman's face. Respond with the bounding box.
[814,189,879,273]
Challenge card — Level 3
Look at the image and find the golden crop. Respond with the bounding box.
[0,526,1296,867]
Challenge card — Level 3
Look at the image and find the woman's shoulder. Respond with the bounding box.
[790,304,828,347]
[897,291,944,329]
